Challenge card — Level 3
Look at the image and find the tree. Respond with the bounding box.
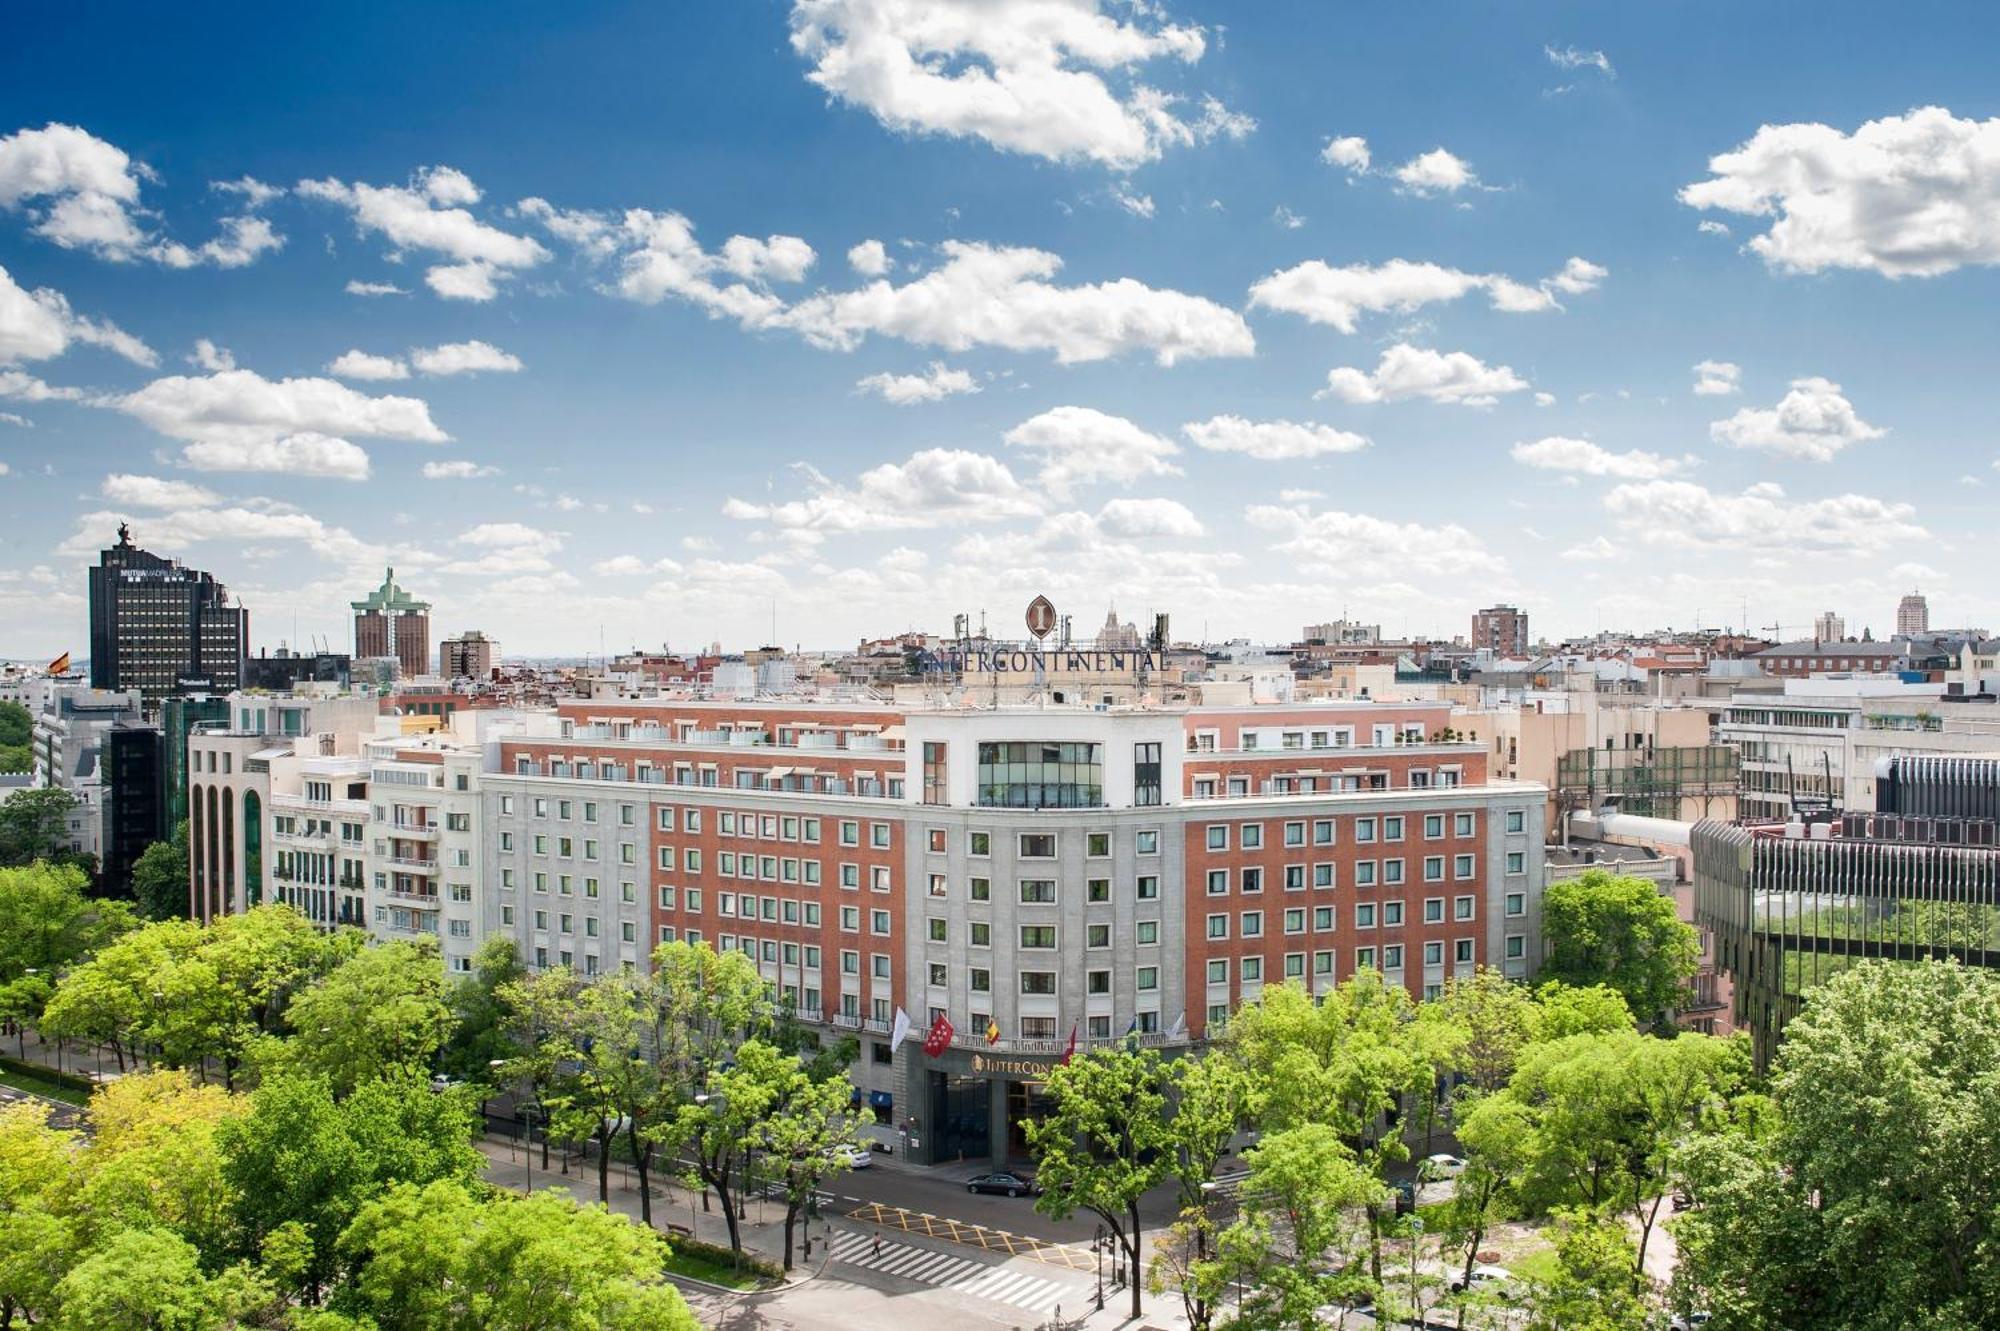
[1149,1051,1255,1331]
[281,938,453,1097]
[651,1037,795,1256]
[1446,1094,1535,1302]
[1025,1048,1175,1321]
[333,1179,700,1330]
[1532,981,1635,1041]
[0,788,84,868]
[1672,960,2000,1329]
[748,1041,860,1270]
[1210,1123,1386,1330]
[1433,968,1539,1094]
[49,1226,272,1331]
[437,935,527,1083]
[1520,1213,1651,1331]
[1540,870,1699,1028]
[70,1070,241,1263]
[0,1099,78,1328]
[130,820,191,921]
[0,860,132,989]
[0,701,30,776]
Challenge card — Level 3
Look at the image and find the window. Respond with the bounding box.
[841,950,859,974]
[1242,911,1264,937]
[1020,925,1058,949]
[928,829,947,853]
[1087,923,1111,949]
[1355,903,1376,929]
[870,909,891,935]
[969,831,990,856]
[1241,867,1263,894]
[1137,875,1160,900]
[1313,819,1335,845]
[1284,821,1305,847]
[1424,898,1445,923]
[1207,913,1229,940]
[1284,908,1305,935]
[1087,831,1111,857]
[970,921,991,947]
[968,876,991,902]
[1206,959,1229,985]
[1505,935,1526,959]
[1241,823,1264,849]
[1019,879,1058,904]
[1505,892,1525,917]
[1206,870,1229,896]
[1383,944,1403,969]
[1314,863,1335,889]
[1458,812,1478,836]
[1021,972,1057,995]
[1136,920,1159,945]
[1019,833,1057,858]
[1284,864,1305,892]
[922,741,949,806]
[871,823,891,849]
[928,873,948,898]
[1455,896,1475,921]
[1384,816,1404,841]
[1136,829,1159,855]
[839,820,859,847]
[970,967,991,992]
[1206,825,1229,851]
[1355,861,1376,887]
[1384,900,1405,926]
[1455,939,1475,964]
[1506,852,1526,874]
[1455,854,1475,879]
[1424,941,1444,965]
[1424,856,1445,882]
[976,742,1105,808]
[1424,814,1444,839]
[927,918,947,942]
[928,963,948,987]
[1285,953,1306,979]
[1313,905,1333,930]
[1506,810,1525,834]
[872,953,891,979]
[1356,818,1376,844]
[1383,859,1404,885]
[1136,967,1159,991]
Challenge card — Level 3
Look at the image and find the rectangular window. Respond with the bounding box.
[1383,943,1403,969]
[1087,877,1110,903]
[1283,821,1306,847]
[1136,967,1159,991]
[969,831,990,856]
[1355,861,1376,887]
[1136,829,1159,855]
[1137,875,1159,900]
[1507,852,1526,874]
[976,741,1106,809]
[1019,879,1058,904]
[1020,925,1058,949]
[1087,832,1111,857]
[922,741,949,806]
[1424,856,1445,882]
[1019,833,1057,858]
[1206,959,1229,985]
[1241,867,1263,894]
[1207,913,1229,940]
[1241,911,1263,937]
[1424,898,1445,923]
[1206,869,1228,896]
[870,910,890,935]
[927,918,947,942]
[970,967,991,992]
[1356,818,1376,844]
[1314,862,1335,889]
[1284,864,1305,892]
[1313,819,1335,845]
[1136,920,1159,945]
[1455,854,1475,879]
[1383,859,1404,885]
[1206,825,1229,851]
[1455,939,1475,964]
[1087,923,1111,949]
[1284,907,1305,935]
[1424,814,1444,839]
[1021,972,1057,995]
[1455,896,1475,921]
[1505,892,1525,917]
[1505,810,1525,834]
[969,876,990,901]
[1355,903,1376,929]
[1241,823,1264,850]
[1425,941,1445,966]
[1506,934,1526,959]
[1313,905,1333,930]
[1383,900,1404,926]
[970,921,991,947]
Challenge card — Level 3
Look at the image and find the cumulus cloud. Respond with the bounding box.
[1182,414,1368,460]
[1680,107,2000,277]
[422,459,500,479]
[0,263,157,367]
[1393,148,1479,195]
[1247,256,1603,333]
[719,234,817,283]
[1319,344,1529,408]
[1692,359,1741,396]
[0,123,284,268]
[1511,435,1691,479]
[0,412,27,429]
[111,368,447,480]
[1247,503,1502,578]
[345,280,410,297]
[297,165,549,300]
[724,448,1037,535]
[594,208,807,326]
[1560,535,1620,562]
[409,340,523,375]
[187,339,235,372]
[1709,376,1884,461]
[1111,186,1155,219]
[779,241,1254,364]
[1003,405,1182,496]
[1271,206,1306,230]
[1603,479,1925,553]
[1094,496,1203,539]
[786,0,1249,170]
[445,521,565,575]
[847,238,892,276]
[1696,220,1730,238]
[57,500,388,568]
[1545,45,1614,77]
[328,350,410,381]
[855,361,980,404]
[101,473,222,509]
[1321,135,1371,173]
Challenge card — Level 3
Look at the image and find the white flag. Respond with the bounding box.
[1169,1011,1188,1040]
[890,1006,912,1052]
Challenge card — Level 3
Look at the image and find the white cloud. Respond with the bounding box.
[1183,414,1368,460]
[1003,405,1181,496]
[590,553,682,577]
[328,350,410,381]
[1277,487,1322,502]
[212,176,284,209]
[1095,496,1203,539]
[1321,135,1371,173]
[1112,186,1155,219]
[409,340,523,376]
[1692,359,1741,396]
[1680,107,2000,278]
[1272,205,1305,229]
[1533,391,1556,407]
[1247,256,1603,333]
[0,124,282,268]
[787,0,1247,170]
[1319,344,1529,407]
[180,435,373,481]
[1603,480,1926,553]
[57,501,388,568]
[0,370,85,403]
[345,279,410,297]
[187,339,234,372]
[779,240,1254,365]
[725,448,1037,534]
[422,459,500,479]
[100,473,222,509]
[720,234,817,283]
[111,367,447,479]
[1545,45,1614,77]
[1696,220,1731,238]
[855,361,980,404]
[1560,535,1620,562]
[1393,148,1478,195]
[297,166,549,300]
[446,521,565,575]
[0,412,26,429]
[1709,376,1884,461]
[1511,435,1691,479]
[1247,503,1502,578]
[602,209,801,327]
[847,238,893,276]
[0,263,157,367]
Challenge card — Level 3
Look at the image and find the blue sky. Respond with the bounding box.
[4,1,1998,659]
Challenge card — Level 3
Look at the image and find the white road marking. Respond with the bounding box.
[828,1230,1069,1313]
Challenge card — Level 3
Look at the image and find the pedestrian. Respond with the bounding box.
[872,1230,883,1258]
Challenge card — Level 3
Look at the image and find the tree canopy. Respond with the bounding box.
[1541,869,1700,1027]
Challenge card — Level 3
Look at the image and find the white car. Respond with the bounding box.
[1451,1264,1512,1294]
[1668,1315,1712,1331]
[831,1145,873,1169]
[1419,1153,1467,1180]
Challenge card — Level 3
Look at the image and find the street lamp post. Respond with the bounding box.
[522,1104,541,1194]
[1094,1222,1106,1311]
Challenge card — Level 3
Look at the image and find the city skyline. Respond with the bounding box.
[5,3,2000,658]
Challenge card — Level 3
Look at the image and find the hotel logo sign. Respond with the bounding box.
[1025,595,1056,642]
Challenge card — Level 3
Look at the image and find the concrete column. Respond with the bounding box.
[988,1076,1008,1165]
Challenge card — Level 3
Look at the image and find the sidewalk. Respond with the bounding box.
[5,1030,135,1083]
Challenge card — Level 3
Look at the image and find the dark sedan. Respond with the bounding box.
[965,1171,1039,1198]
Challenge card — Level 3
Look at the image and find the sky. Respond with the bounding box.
[3,1,1998,660]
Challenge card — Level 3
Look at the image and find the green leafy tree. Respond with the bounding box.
[1433,969,1540,1094]
[70,1070,242,1262]
[0,1099,78,1328]
[130,820,192,921]
[333,1178,700,1330]
[1446,1094,1535,1299]
[0,861,133,1026]
[747,1040,861,1270]
[1532,981,1636,1040]
[1211,1123,1386,1330]
[437,935,527,1082]
[0,787,84,868]
[1541,869,1699,1028]
[1025,1047,1175,1321]
[1672,960,2000,1329]
[1148,1051,1255,1331]
[0,701,31,771]
[49,1226,277,1331]
[650,1037,795,1256]
[1520,1212,1651,1331]
[281,939,453,1097]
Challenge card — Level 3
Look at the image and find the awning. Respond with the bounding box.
[880,725,906,741]
[766,767,794,780]
[867,1090,895,1110]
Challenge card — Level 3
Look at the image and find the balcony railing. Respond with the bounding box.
[383,855,440,872]
[388,822,440,840]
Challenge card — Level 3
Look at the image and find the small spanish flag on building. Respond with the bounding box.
[46,652,70,677]
[984,1016,1001,1045]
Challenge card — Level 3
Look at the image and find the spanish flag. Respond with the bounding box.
[984,1017,1001,1045]
[46,652,70,676]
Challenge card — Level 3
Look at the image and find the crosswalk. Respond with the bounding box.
[827,1229,1073,1314]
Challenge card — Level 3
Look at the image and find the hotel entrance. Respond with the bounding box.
[1005,1078,1055,1158]
[918,1049,1067,1167]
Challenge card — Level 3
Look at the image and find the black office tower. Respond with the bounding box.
[103,721,166,896]
[89,524,248,708]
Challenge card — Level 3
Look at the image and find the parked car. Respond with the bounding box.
[1668,1314,1712,1330]
[966,1171,1039,1198]
[1451,1264,1513,1294]
[1419,1153,1467,1180]
[831,1144,873,1169]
